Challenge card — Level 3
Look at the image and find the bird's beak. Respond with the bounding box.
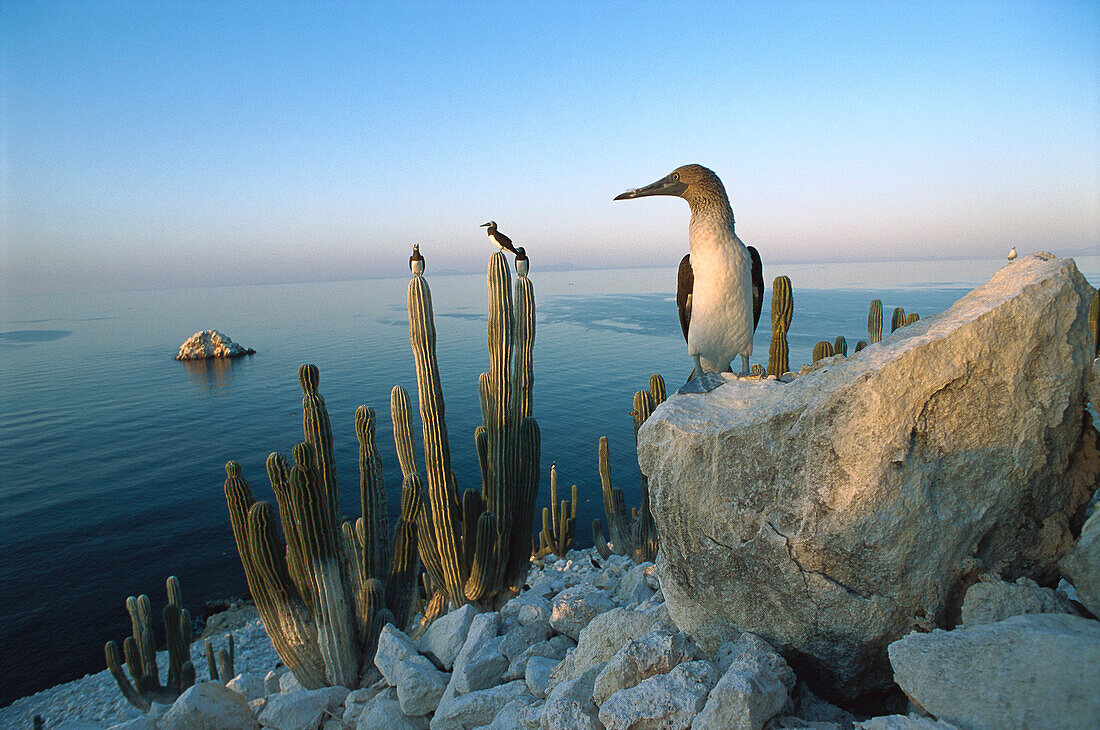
[614,174,687,201]
[480,222,491,228]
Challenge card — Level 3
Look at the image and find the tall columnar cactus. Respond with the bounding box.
[905,312,920,326]
[105,576,195,710]
[768,276,793,377]
[868,299,883,344]
[833,336,847,357]
[538,462,577,559]
[593,374,664,563]
[1090,291,1100,357]
[223,366,421,689]
[812,340,835,363]
[205,635,234,683]
[891,307,906,333]
[400,249,540,609]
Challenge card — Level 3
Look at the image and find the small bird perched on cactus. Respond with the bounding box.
[409,244,424,274]
[481,221,519,255]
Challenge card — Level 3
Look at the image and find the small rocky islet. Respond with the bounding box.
[174,330,255,360]
[8,252,1099,729]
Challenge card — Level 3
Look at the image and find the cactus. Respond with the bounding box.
[398,249,540,608]
[768,276,793,376]
[855,340,868,352]
[1090,291,1100,357]
[593,374,664,563]
[205,635,235,683]
[868,299,882,344]
[538,462,577,558]
[891,307,906,333]
[905,312,919,325]
[223,367,420,689]
[105,576,196,710]
[812,340,834,362]
[833,336,847,357]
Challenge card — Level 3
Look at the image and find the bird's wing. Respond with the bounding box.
[676,254,693,343]
[748,245,763,333]
[497,231,517,253]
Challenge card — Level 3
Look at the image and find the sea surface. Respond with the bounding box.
[2,254,1097,705]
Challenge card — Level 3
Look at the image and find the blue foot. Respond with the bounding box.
[677,371,726,394]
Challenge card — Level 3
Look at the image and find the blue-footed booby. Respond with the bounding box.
[615,164,763,393]
[480,221,519,255]
[409,244,424,275]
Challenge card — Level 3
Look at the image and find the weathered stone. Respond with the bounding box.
[790,683,858,728]
[258,686,348,730]
[695,655,790,730]
[474,694,542,730]
[855,716,960,729]
[615,562,657,608]
[451,614,507,694]
[431,680,528,730]
[550,584,616,640]
[357,687,429,730]
[501,594,552,627]
[539,663,605,730]
[597,660,718,730]
[159,681,257,730]
[505,634,573,681]
[394,655,449,716]
[547,607,660,692]
[1061,507,1100,616]
[175,329,255,360]
[108,716,158,730]
[279,671,304,693]
[226,672,266,701]
[264,668,285,695]
[888,613,1100,729]
[712,633,796,692]
[376,623,421,685]
[960,574,1081,626]
[500,621,551,664]
[343,684,386,725]
[420,604,478,671]
[525,656,559,699]
[639,254,1100,698]
[591,629,697,705]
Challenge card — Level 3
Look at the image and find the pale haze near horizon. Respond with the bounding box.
[2,2,1097,295]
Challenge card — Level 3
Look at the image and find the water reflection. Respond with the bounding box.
[179,355,251,390]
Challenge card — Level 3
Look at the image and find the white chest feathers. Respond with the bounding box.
[687,220,754,372]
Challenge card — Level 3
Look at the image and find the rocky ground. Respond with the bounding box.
[6,541,1096,729]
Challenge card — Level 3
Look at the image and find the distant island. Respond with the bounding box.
[175,330,255,360]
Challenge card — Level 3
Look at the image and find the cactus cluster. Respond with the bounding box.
[105,576,195,710]
[223,368,420,689]
[593,374,664,563]
[403,250,540,608]
[767,276,793,377]
[204,635,235,683]
[536,462,577,559]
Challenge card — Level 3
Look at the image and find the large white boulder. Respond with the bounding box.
[159,681,257,730]
[887,613,1100,729]
[638,254,1100,698]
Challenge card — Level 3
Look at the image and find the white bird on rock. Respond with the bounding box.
[615,164,763,393]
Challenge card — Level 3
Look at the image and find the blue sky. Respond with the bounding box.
[2,1,1097,294]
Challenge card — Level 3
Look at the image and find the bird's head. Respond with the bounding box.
[614,164,729,210]
[480,221,497,233]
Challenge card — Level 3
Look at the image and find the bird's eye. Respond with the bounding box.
[671,172,680,181]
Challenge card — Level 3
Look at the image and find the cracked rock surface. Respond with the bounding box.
[638,253,1100,699]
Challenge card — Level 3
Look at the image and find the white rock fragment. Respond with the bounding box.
[258,686,348,730]
[376,623,421,685]
[855,716,961,729]
[1060,507,1100,616]
[356,686,429,730]
[524,656,559,699]
[539,662,605,730]
[695,653,792,730]
[549,584,617,640]
[597,659,719,730]
[430,680,529,730]
[888,613,1100,730]
[960,574,1081,626]
[419,603,478,671]
[264,669,285,695]
[547,607,664,693]
[591,629,697,705]
[159,681,257,730]
[225,672,266,701]
[279,671,304,693]
[394,655,449,716]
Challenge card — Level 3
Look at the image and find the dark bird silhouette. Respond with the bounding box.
[409,244,424,275]
[481,221,519,255]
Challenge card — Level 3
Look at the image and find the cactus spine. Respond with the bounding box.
[768,276,793,377]
[105,576,196,710]
[868,299,882,344]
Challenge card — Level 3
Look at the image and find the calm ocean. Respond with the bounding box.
[2,255,1096,705]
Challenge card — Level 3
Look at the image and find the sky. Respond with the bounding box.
[1,1,1098,294]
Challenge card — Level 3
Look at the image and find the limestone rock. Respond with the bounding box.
[525,656,559,699]
[546,607,662,692]
[174,330,255,360]
[960,575,1081,626]
[539,663,605,730]
[226,672,266,701]
[615,562,657,608]
[597,659,718,730]
[376,623,421,685]
[258,686,348,730]
[343,684,386,725]
[639,254,1100,698]
[394,655,449,716]
[888,613,1100,729]
[549,584,615,640]
[475,694,542,730]
[1061,507,1100,616]
[159,681,257,730]
[430,680,528,730]
[591,629,698,705]
[420,604,478,671]
[357,687,429,730]
[264,669,285,695]
[450,612,507,695]
[695,654,791,730]
[856,717,960,729]
[505,634,573,681]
